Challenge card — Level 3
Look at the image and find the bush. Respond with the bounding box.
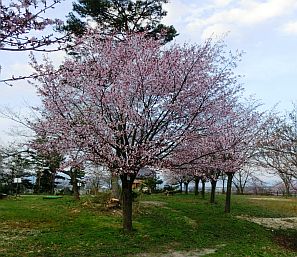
[0,183,10,194]
[163,184,175,191]
[92,191,112,204]
[132,190,139,201]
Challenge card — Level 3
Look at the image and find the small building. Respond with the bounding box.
[132,167,156,190]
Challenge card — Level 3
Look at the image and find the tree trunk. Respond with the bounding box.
[111,174,120,199]
[222,176,226,194]
[240,185,244,195]
[71,168,80,200]
[35,170,41,194]
[210,180,217,204]
[184,182,189,194]
[194,177,200,196]
[225,173,234,213]
[201,180,205,199]
[179,181,183,193]
[121,174,134,233]
[285,183,290,197]
[50,171,56,194]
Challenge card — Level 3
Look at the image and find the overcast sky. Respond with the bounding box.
[1,0,297,146]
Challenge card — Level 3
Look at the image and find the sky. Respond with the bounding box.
[1,0,297,146]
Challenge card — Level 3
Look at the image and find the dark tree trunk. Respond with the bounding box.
[121,173,135,233]
[179,181,183,193]
[285,184,290,197]
[35,170,41,194]
[71,168,80,200]
[111,174,120,199]
[50,171,56,195]
[194,177,200,196]
[222,176,226,194]
[201,180,205,199]
[184,182,189,194]
[239,185,244,195]
[225,173,234,213]
[210,180,217,204]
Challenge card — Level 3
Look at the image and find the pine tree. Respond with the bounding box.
[64,0,177,43]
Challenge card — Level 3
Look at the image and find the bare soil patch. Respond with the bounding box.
[274,233,297,251]
[237,216,297,230]
[140,201,167,207]
[135,248,217,257]
[133,244,226,257]
[249,197,294,202]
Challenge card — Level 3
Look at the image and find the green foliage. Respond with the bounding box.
[163,184,179,191]
[64,0,178,43]
[132,189,139,201]
[28,147,64,194]
[91,191,112,204]
[0,150,34,194]
[141,177,163,193]
[0,194,296,256]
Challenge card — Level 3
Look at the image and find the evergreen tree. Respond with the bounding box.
[64,0,177,43]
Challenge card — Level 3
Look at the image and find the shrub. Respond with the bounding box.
[92,191,112,205]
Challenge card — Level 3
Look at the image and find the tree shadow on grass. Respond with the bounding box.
[274,230,297,252]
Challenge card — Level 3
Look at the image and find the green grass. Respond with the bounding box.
[0,194,296,256]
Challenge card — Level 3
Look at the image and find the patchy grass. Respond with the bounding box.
[245,196,297,216]
[0,194,296,256]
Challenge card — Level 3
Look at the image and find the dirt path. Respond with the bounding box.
[237,216,297,230]
[134,247,220,257]
[249,197,294,202]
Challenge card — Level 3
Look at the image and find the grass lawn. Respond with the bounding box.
[0,193,296,257]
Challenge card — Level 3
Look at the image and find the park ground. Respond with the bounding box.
[0,193,297,257]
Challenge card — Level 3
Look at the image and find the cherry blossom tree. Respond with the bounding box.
[0,0,65,52]
[30,30,242,232]
[168,99,263,209]
[232,166,256,194]
[221,105,263,212]
[256,109,297,196]
[0,0,70,85]
[64,0,178,199]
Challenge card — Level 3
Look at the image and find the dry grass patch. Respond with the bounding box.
[134,248,217,257]
[246,196,297,216]
[237,216,297,230]
[249,197,294,202]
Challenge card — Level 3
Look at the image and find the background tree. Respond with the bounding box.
[84,164,112,194]
[232,166,255,195]
[26,148,63,194]
[0,146,34,194]
[256,108,297,196]
[67,166,84,199]
[64,0,177,43]
[140,176,163,193]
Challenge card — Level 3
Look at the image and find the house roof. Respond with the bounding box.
[137,167,156,179]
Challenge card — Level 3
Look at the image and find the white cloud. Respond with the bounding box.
[163,0,193,25]
[201,23,231,40]
[165,0,297,41]
[212,0,234,7]
[282,21,297,34]
[237,0,297,25]
[204,0,296,27]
